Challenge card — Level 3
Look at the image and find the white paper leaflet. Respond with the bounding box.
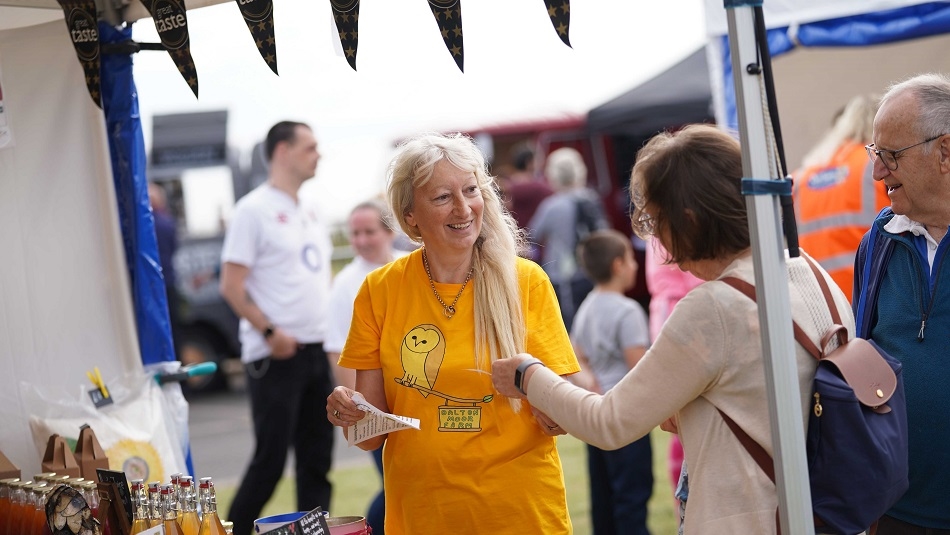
[346,392,420,446]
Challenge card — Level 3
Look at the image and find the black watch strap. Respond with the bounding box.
[514,358,545,396]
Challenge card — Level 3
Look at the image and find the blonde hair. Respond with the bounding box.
[800,94,880,168]
[387,133,528,408]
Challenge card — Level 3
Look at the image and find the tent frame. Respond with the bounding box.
[724,2,815,533]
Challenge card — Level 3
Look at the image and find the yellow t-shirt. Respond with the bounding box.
[340,248,579,534]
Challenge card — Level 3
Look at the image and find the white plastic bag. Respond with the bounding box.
[21,370,187,483]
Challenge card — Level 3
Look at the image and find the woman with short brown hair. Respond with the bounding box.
[494,124,854,534]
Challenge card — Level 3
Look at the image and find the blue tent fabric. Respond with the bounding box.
[99,21,195,476]
[99,22,175,367]
[797,3,950,46]
[720,2,950,130]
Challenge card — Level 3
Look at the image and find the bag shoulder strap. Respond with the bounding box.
[720,252,846,358]
[719,276,822,360]
[716,255,848,476]
[715,258,843,476]
[716,406,783,535]
[716,407,775,483]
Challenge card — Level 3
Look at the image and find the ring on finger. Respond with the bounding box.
[333,410,341,418]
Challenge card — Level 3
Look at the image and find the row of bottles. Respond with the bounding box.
[2,472,230,535]
[130,475,229,535]
[0,474,101,535]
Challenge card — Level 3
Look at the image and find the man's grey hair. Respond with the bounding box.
[881,73,950,151]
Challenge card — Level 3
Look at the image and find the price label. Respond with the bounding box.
[88,388,114,408]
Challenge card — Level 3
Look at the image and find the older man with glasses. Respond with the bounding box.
[854,73,950,535]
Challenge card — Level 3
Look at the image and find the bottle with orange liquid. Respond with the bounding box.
[6,480,32,535]
[168,474,182,522]
[160,484,185,535]
[29,484,53,535]
[147,482,163,528]
[0,477,20,535]
[196,478,226,535]
[177,477,200,535]
[129,480,150,535]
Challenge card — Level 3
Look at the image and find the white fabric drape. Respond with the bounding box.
[0,20,141,476]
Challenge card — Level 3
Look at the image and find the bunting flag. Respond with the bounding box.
[139,0,199,98]
[428,0,463,72]
[543,0,571,47]
[330,0,360,71]
[56,0,102,107]
[234,0,278,74]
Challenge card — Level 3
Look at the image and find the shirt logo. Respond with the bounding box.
[807,165,849,190]
[277,213,288,223]
[301,243,322,272]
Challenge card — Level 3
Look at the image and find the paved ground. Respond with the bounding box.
[185,388,370,487]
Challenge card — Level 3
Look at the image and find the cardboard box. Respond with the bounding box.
[75,425,109,482]
[0,448,20,479]
[41,434,81,478]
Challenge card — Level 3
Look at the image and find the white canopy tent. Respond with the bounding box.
[705,0,950,170]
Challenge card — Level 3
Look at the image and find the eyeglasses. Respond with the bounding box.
[865,134,945,171]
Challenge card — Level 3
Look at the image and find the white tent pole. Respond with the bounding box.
[724,4,815,534]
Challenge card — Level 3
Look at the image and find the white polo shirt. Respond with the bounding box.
[221,184,331,362]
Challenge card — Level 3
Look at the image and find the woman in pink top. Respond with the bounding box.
[645,238,702,529]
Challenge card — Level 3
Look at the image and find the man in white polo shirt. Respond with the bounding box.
[220,121,334,535]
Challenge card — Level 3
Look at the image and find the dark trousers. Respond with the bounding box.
[366,447,385,535]
[877,515,950,535]
[588,435,653,535]
[228,343,335,535]
[554,273,595,331]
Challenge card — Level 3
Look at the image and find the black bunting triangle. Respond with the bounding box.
[543,0,571,47]
[428,0,463,72]
[234,0,278,74]
[139,0,199,98]
[55,0,102,107]
[330,0,360,71]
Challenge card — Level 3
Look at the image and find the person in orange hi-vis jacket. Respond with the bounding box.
[793,93,891,301]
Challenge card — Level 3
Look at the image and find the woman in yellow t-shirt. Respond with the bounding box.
[326,133,580,534]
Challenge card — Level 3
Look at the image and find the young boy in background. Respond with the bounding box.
[570,229,653,535]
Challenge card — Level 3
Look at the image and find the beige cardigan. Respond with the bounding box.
[527,252,854,534]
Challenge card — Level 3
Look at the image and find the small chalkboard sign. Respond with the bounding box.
[259,507,329,535]
[96,469,134,525]
[87,388,114,408]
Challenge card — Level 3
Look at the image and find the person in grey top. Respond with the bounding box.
[570,229,652,535]
[528,147,609,329]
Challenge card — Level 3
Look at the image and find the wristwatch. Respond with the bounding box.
[514,358,545,396]
[262,324,275,340]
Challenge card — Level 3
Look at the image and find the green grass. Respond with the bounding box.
[215,430,678,534]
